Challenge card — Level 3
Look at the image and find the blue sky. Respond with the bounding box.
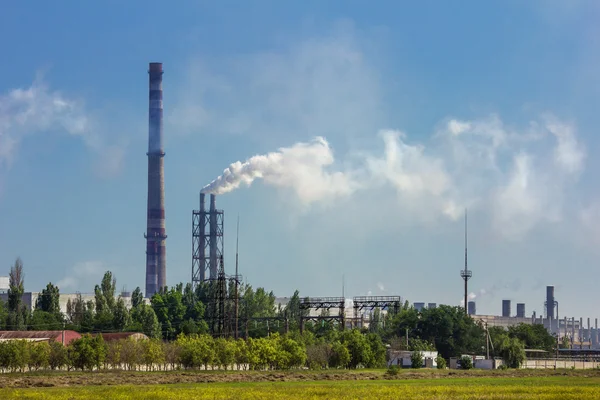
[1,1,599,319]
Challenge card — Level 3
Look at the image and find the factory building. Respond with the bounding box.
[467,301,476,315]
[502,300,511,317]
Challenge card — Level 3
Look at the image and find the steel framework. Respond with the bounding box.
[192,193,224,287]
[352,295,402,329]
[299,297,346,332]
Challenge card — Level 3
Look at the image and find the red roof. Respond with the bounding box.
[0,330,81,345]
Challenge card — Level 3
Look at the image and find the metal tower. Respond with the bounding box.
[460,209,472,314]
[192,193,224,287]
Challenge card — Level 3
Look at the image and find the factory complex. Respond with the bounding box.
[1,62,597,351]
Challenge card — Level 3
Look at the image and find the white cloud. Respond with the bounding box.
[168,21,383,142]
[202,112,584,238]
[56,261,107,292]
[0,73,125,178]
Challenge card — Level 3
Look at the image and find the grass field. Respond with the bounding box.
[2,375,600,399]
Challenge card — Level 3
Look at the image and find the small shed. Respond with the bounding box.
[0,330,81,346]
[387,350,439,368]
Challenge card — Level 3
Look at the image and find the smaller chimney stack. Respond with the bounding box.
[209,194,218,279]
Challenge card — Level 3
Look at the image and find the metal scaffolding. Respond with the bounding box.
[352,296,402,329]
[299,297,346,332]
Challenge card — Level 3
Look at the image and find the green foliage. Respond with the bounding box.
[7,257,27,331]
[498,336,526,368]
[49,340,68,370]
[30,310,63,331]
[460,355,473,370]
[35,283,61,314]
[436,354,447,369]
[386,305,484,359]
[29,342,51,370]
[131,287,144,308]
[386,364,400,376]
[340,329,374,369]
[69,334,106,371]
[507,323,555,352]
[330,341,350,368]
[410,351,424,368]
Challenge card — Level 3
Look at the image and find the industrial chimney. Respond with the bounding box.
[145,62,167,297]
[209,194,218,278]
[546,286,555,320]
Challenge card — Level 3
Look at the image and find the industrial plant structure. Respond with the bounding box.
[144,62,167,297]
[192,193,224,285]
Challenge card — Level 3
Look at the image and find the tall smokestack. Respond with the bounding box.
[546,285,555,321]
[199,193,207,281]
[145,62,167,297]
[209,194,217,278]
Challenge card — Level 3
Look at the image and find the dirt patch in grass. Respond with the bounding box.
[0,368,599,389]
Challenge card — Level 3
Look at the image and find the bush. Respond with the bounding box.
[410,351,423,369]
[435,354,446,369]
[498,363,508,370]
[386,365,400,376]
[460,356,473,370]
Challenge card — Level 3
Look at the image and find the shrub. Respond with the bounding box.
[386,365,400,376]
[435,354,446,369]
[410,351,423,369]
[460,356,473,370]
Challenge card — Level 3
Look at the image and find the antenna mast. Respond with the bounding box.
[460,209,472,314]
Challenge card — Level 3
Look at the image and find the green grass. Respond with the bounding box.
[3,376,600,399]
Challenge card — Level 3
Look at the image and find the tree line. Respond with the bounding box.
[0,329,389,372]
[0,257,559,369]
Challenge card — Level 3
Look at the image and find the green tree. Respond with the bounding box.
[0,300,7,330]
[151,286,186,340]
[29,342,51,370]
[366,333,386,368]
[131,287,144,308]
[113,297,130,331]
[507,323,555,352]
[130,304,161,339]
[498,336,526,368]
[30,309,63,331]
[69,335,98,371]
[215,338,235,370]
[141,338,165,371]
[340,329,374,369]
[329,341,350,368]
[49,340,68,370]
[7,257,26,331]
[35,283,61,314]
[413,305,485,359]
[233,338,249,370]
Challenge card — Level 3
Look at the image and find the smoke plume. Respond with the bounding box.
[201,137,359,204]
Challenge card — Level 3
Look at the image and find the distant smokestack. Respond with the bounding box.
[145,62,167,297]
[502,299,511,317]
[467,301,476,315]
[546,286,555,320]
[209,194,218,279]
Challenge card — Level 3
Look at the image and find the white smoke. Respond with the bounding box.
[201,114,586,237]
[201,136,360,204]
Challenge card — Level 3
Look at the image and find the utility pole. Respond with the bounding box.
[460,209,472,314]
